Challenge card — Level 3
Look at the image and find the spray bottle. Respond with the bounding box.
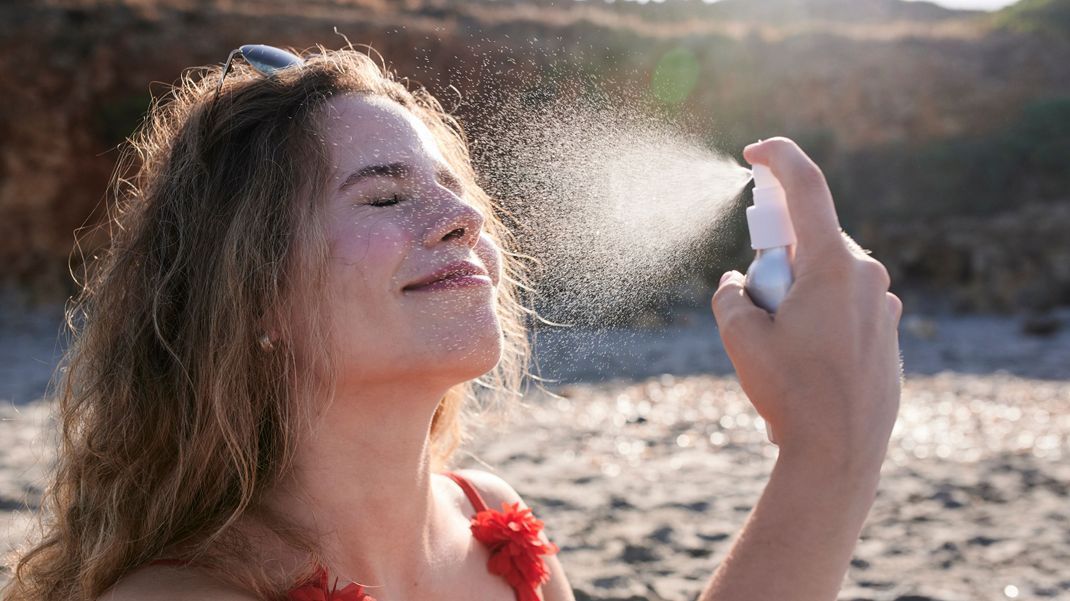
[743,164,796,445]
[744,164,796,314]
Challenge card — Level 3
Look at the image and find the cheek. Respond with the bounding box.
[327,213,414,293]
[331,213,409,260]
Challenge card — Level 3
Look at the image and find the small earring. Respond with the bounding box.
[258,333,276,352]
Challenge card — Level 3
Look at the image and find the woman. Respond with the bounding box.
[2,44,902,601]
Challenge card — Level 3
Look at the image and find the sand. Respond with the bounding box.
[2,305,1069,600]
[457,372,1070,601]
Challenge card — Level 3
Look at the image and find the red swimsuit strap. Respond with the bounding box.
[150,472,547,598]
[441,470,490,513]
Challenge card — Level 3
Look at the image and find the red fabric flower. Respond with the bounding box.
[288,565,376,601]
[470,501,560,601]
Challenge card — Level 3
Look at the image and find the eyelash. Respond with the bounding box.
[363,176,464,208]
[368,194,406,208]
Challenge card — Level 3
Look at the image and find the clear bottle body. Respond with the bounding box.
[744,246,794,313]
[744,245,793,444]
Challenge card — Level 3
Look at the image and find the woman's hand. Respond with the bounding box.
[711,137,903,476]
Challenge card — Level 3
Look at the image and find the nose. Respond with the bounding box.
[425,188,485,249]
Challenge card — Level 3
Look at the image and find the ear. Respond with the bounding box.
[257,305,283,347]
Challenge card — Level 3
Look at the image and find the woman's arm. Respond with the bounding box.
[699,453,881,600]
[702,138,903,600]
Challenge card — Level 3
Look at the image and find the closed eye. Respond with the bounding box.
[368,194,406,207]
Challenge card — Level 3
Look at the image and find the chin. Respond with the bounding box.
[430,316,504,381]
[449,323,504,377]
[400,296,505,380]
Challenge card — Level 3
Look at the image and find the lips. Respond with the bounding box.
[403,260,491,291]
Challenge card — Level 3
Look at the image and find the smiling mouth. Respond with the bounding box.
[403,273,493,292]
[403,260,493,292]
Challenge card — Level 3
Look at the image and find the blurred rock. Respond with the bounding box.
[1021,312,1062,337]
[875,204,1070,314]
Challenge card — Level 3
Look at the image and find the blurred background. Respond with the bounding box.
[1,0,1069,314]
[2,1,1069,600]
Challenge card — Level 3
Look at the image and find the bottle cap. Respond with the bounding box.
[746,165,797,250]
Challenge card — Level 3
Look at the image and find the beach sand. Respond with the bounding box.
[2,306,1069,600]
[457,372,1069,601]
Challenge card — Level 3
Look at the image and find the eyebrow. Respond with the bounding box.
[338,162,409,192]
[337,162,464,193]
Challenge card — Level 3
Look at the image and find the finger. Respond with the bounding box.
[711,271,773,346]
[744,138,845,262]
[841,230,873,260]
[887,292,903,325]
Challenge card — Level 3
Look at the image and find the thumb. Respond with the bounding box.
[711,271,774,347]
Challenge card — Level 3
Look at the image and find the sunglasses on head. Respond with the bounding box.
[216,44,305,98]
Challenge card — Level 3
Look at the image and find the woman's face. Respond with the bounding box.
[312,93,503,390]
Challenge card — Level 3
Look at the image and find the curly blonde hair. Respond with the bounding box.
[2,44,533,600]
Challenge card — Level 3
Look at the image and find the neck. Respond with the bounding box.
[264,380,463,594]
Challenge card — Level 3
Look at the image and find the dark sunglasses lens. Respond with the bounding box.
[239,44,305,75]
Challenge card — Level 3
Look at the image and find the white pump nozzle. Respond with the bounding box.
[746,164,797,250]
[752,164,778,191]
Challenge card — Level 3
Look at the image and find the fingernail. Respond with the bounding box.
[720,271,733,285]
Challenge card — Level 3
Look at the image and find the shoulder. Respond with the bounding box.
[449,468,577,601]
[451,468,526,509]
[98,565,258,601]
